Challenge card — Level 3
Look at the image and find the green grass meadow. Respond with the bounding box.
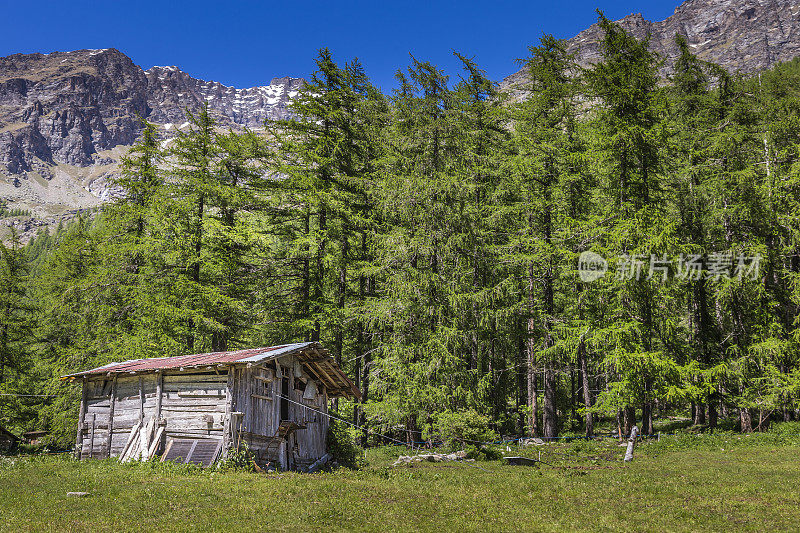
[2,428,800,532]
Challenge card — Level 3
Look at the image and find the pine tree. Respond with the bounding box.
[667,36,726,428]
[269,49,387,426]
[450,52,511,426]
[204,129,266,351]
[585,12,678,438]
[0,230,35,426]
[100,118,172,359]
[501,35,588,438]
[32,217,106,442]
[371,56,470,443]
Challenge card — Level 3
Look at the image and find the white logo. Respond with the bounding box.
[578,251,608,283]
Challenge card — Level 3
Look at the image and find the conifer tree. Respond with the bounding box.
[502,35,587,438]
[100,119,170,359]
[667,36,726,428]
[586,12,677,438]
[269,49,387,425]
[450,52,511,424]
[371,57,469,443]
[0,230,35,425]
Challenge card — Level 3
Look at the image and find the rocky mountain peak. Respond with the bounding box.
[144,65,301,129]
[0,48,303,235]
[502,0,800,89]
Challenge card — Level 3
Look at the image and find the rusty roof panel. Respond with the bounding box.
[62,342,361,400]
[63,345,304,378]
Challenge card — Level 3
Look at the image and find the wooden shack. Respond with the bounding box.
[0,425,20,451]
[62,342,360,470]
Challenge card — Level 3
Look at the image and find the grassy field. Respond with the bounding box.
[2,428,799,532]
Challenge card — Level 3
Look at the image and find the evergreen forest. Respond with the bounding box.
[4,14,800,447]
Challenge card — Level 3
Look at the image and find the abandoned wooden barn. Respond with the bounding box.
[0,425,20,452]
[62,342,360,470]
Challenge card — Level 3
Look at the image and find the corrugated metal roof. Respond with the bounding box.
[237,342,313,362]
[62,341,361,400]
[63,343,314,378]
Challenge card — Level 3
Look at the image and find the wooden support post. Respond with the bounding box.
[155,372,163,421]
[106,376,117,458]
[75,378,88,459]
[138,376,145,426]
[624,425,639,462]
[88,413,96,459]
[230,412,243,454]
[244,367,253,435]
[223,368,234,458]
[222,416,230,459]
[154,372,164,459]
[279,440,288,471]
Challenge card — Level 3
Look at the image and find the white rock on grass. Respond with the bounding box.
[392,450,468,467]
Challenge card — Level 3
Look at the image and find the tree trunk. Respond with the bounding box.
[622,406,636,440]
[708,403,718,430]
[541,185,558,440]
[641,402,652,436]
[211,331,227,352]
[471,251,480,371]
[570,364,576,431]
[335,233,348,368]
[527,258,539,437]
[579,343,593,437]
[740,408,753,433]
[517,334,527,435]
[353,245,366,441]
[694,402,706,425]
[353,323,362,432]
[527,354,539,437]
[405,415,419,446]
[543,366,558,439]
[720,392,729,419]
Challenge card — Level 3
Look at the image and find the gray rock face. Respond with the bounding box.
[0,48,302,173]
[502,0,800,89]
[0,49,150,169]
[0,48,303,234]
[145,67,302,128]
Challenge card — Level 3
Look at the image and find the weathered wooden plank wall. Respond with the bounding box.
[228,357,331,469]
[292,375,329,467]
[160,370,227,442]
[107,374,158,456]
[79,379,112,459]
[78,370,229,459]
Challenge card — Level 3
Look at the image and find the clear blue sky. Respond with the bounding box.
[1,0,681,91]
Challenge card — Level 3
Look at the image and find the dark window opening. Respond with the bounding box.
[280,375,289,421]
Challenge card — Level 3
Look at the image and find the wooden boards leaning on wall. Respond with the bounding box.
[76,369,229,460]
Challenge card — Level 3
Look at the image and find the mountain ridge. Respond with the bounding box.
[502,0,800,89]
[5,0,800,240]
[0,48,302,236]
